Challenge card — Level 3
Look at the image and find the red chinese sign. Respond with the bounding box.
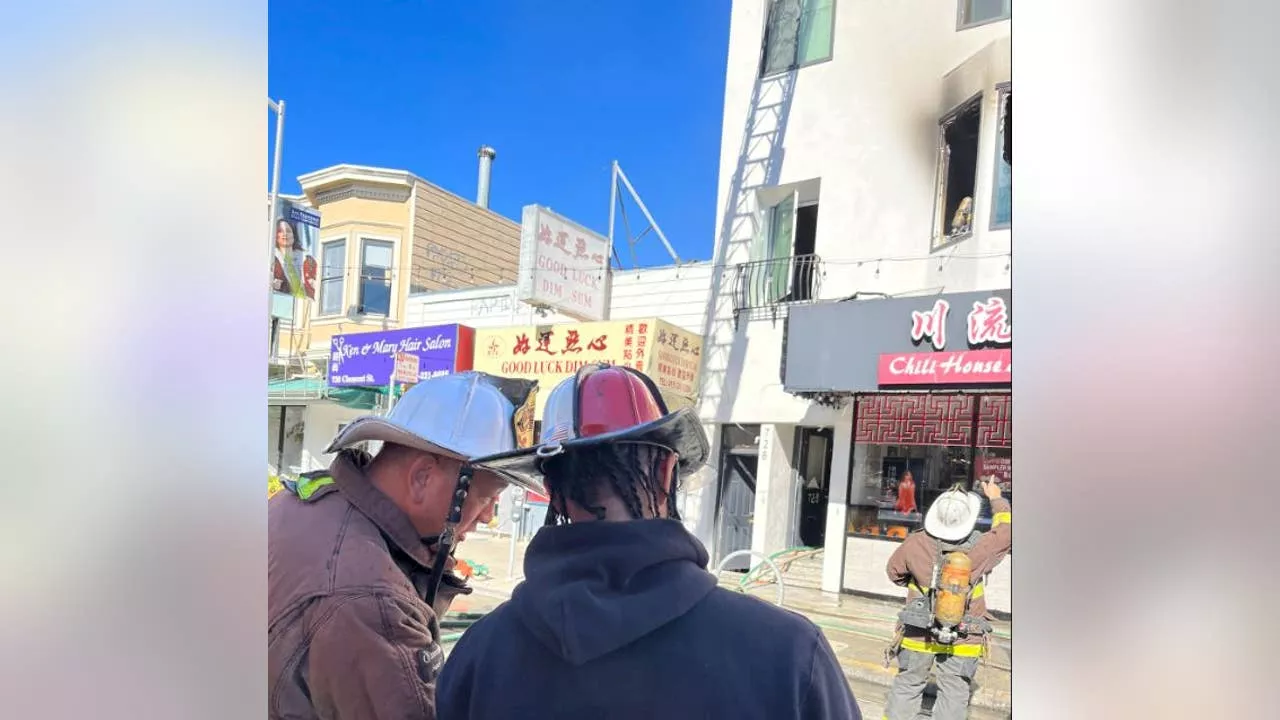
[877,349,1011,385]
[967,297,1012,346]
[474,319,702,414]
[509,329,609,358]
[910,299,950,351]
[908,295,1011,350]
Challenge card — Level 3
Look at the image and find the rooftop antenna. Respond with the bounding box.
[607,161,681,269]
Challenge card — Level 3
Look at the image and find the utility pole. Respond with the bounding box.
[267,97,286,320]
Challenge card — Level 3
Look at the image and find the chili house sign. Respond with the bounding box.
[782,290,1013,393]
[880,295,1012,385]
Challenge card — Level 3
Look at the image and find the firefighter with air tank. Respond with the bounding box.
[882,478,1011,720]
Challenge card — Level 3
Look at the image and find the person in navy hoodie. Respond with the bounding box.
[439,363,861,720]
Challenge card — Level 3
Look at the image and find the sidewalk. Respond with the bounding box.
[450,534,1012,719]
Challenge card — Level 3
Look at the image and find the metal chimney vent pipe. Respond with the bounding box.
[476,145,496,208]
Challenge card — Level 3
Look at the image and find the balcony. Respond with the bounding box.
[732,253,823,327]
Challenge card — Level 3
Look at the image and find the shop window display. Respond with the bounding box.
[847,393,1012,540]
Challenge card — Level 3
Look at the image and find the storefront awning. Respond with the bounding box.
[267,378,385,410]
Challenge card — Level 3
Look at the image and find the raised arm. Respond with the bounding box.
[967,478,1012,579]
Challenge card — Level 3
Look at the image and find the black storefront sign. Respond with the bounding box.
[783,290,1012,393]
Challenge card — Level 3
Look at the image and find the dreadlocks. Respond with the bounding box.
[541,442,681,526]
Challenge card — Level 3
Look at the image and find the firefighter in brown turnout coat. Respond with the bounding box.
[267,372,539,720]
[882,479,1011,720]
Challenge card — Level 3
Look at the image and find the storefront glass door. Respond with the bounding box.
[796,427,833,547]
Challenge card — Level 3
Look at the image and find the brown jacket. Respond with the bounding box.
[886,497,1011,648]
[268,451,470,720]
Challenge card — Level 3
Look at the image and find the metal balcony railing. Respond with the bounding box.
[732,254,823,326]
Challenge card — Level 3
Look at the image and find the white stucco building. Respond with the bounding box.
[690,0,1012,611]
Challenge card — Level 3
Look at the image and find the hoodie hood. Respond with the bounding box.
[511,519,717,666]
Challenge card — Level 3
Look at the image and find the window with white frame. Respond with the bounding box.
[319,240,346,316]
[991,87,1011,229]
[958,0,1010,29]
[761,0,835,75]
[932,95,983,250]
[358,239,394,316]
[751,181,820,305]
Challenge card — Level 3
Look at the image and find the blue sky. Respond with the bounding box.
[269,0,731,266]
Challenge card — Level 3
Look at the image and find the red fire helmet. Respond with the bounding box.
[473,363,709,495]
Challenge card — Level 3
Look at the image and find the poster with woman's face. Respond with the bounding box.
[271,198,321,300]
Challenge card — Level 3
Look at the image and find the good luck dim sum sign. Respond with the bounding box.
[877,297,1012,386]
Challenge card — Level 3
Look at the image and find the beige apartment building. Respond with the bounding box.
[274,160,520,365]
[269,157,521,476]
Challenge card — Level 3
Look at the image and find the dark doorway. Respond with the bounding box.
[796,427,834,547]
[790,203,819,301]
[714,424,760,571]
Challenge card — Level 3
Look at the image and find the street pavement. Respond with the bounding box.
[448,532,1012,720]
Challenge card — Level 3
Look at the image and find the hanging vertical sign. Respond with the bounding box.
[516,205,612,321]
[271,197,320,300]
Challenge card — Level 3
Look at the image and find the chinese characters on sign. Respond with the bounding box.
[473,318,701,413]
[537,224,608,265]
[881,295,1012,386]
[910,299,950,351]
[908,296,1011,350]
[649,324,701,399]
[510,329,610,357]
[517,205,612,321]
[966,297,1012,346]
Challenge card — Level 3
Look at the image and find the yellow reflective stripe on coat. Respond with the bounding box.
[297,475,335,501]
[899,637,984,657]
[992,511,1012,527]
[908,581,983,598]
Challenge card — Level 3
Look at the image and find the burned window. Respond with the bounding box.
[933,96,983,249]
[1003,92,1011,165]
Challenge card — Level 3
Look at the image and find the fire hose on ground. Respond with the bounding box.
[714,545,1012,669]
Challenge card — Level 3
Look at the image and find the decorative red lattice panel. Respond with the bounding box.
[976,394,1012,448]
[854,394,974,447]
